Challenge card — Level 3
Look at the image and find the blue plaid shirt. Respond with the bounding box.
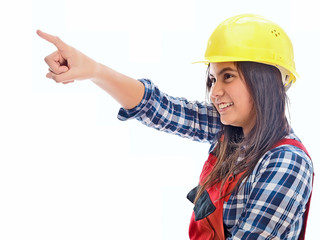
[118,79,313,239]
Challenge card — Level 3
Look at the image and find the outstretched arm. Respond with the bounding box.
[36,30,144,110]
[37,30,221,143]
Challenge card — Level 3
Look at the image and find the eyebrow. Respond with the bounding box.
[209,67,237,77]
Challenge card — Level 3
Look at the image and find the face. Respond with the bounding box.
[209,62,256,136]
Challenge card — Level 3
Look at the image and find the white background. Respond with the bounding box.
[0,0,319,239]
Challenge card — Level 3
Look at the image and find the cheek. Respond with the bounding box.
[234,90,255,116]
[244,97,256,122]
[243,95,254,111]
[238,84,253,107]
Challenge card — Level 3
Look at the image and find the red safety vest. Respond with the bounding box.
[187,139,313,240]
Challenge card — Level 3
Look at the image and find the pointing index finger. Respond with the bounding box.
[36,30,67,51]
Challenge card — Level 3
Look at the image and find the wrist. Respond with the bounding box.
[91,62,103,82]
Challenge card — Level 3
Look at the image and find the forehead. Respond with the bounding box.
[209,62,237,75]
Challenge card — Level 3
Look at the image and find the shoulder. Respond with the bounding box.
[229,136,313,239]
[255,134,313,180]
[251,135,313,205]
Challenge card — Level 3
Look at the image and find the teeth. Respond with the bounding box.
[218,103,233,109]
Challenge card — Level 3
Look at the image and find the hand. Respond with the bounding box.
[37,30,99,84]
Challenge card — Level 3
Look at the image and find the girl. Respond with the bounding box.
[37,14,313,239]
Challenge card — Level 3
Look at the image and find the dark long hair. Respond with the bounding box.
[195,61,290,203]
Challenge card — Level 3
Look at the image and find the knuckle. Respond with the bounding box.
[44,55,54,66]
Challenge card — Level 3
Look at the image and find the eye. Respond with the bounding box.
[223,73,234,82]
[207,77,216,88]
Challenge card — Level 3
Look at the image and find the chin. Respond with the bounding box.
[221,119,240,128]
[220,118,232,126]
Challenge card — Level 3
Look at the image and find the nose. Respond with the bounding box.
[210,81,224,102]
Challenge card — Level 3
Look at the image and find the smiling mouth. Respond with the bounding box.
[218,102,234,109]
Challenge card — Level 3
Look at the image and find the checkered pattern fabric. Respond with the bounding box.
[118,79,313,239]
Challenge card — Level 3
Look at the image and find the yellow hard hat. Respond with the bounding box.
[198,14,298,85]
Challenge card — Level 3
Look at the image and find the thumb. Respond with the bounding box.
[58,65,69,74]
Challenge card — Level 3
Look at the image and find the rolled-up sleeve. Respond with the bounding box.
[118,78,222,143]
